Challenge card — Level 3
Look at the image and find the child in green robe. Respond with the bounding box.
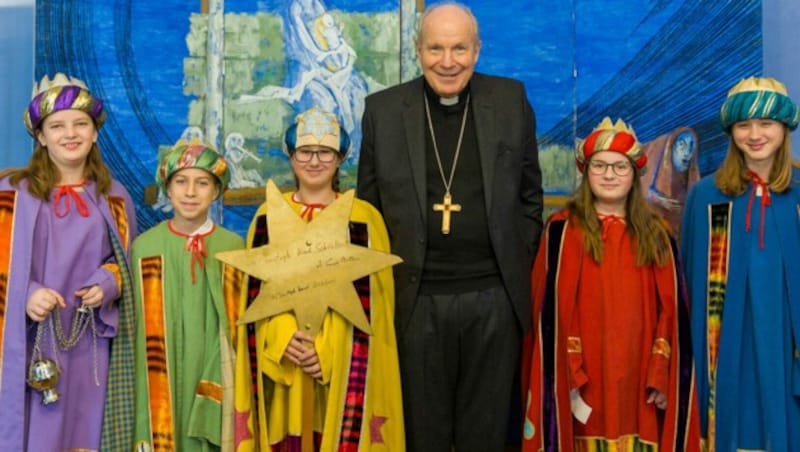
[132,139,244,451]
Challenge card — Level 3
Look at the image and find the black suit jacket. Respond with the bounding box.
[357,73,543,335]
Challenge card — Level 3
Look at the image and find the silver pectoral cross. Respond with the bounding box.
[432,192,462,234]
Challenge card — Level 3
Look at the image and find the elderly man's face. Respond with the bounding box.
[416,5,480,98]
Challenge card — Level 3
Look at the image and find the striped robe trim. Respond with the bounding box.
[140,255,176,451]
[0,190,17,389]
[705,202,732,451]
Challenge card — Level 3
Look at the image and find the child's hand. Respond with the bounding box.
[646,389,667,410]
[284,331,322,379]
[26,287,66,322]
[75,285,103,308]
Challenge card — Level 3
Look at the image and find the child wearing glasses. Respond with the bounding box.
[233,107,404,450]
[681,77,800,451]
[522,117,700,451]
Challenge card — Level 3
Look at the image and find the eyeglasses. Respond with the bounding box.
[587,159,633,177]
[293,149,338,163]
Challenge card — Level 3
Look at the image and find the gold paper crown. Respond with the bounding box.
[31,73,90,99]
[727,76,789,97]
[576,116,646,170]
[593,117,639,138]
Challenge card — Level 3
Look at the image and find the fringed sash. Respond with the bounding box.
[705,202,732,451]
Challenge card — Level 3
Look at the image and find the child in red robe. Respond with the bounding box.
[522,117,701,452]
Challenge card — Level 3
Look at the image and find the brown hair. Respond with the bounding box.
[565,165,672,266]
[8,142,113,201]
[715,129,795,196]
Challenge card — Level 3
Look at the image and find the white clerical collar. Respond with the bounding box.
[439,95,459,106]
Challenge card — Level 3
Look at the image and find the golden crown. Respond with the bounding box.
[727,76,789,97]
[591,116,638,138]
[30,73,90,99]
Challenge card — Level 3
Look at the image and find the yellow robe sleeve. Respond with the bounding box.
[260,312,299,385]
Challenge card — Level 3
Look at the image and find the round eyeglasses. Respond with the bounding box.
[293,149,338,163]
[587,159,633,177]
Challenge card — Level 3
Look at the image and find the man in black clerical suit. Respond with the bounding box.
[357,2,543,450]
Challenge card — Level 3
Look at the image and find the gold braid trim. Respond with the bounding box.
[0,190,16,379]
[222,263,243,342]
[651,337,671,358]
[107,195,129,251]
[196,380,224,404]
[140,256,175,451]
[567,336,583,353]
[102,263,122,297]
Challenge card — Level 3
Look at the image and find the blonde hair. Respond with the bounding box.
[715,128,795,196]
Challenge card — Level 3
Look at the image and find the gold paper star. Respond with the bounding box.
[216,180,402,336]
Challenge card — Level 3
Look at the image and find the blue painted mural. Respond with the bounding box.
[34,0,761,236]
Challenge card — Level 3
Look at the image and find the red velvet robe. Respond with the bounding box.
[522,210,700,452]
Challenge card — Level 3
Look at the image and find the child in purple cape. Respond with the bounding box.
[0,73,137,451]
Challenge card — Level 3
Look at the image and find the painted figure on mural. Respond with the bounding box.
[0,73,137,451]
[522,117,701,451]
[307,11,367,150]
[286,0,326,85]
[357,2,543,450]
[641,126,700,236]
[132,139,243,451]
[240,0,371,159]
[181,125,205,143]
[682,76,800,451]
[233,107,404,451]
[224,132,264,189]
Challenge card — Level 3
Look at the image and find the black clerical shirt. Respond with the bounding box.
[420,82,501,295]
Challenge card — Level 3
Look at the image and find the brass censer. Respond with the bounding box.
[28,304,98,405]
[27,358,61,405]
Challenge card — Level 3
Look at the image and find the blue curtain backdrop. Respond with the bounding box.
[29,0,762,236]
[0,3,34,169]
